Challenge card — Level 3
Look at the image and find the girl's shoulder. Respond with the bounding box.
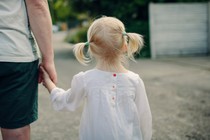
[73,69,101,79]
[74,69,143,81]
[123,71,145,86]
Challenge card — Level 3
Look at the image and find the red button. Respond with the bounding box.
[113,74,116,77]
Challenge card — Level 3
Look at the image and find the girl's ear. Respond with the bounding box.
[122,43,127,53]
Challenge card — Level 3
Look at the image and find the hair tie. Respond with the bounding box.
[122,31,129,43]
[85,41,89,47]
[122,31,127,36]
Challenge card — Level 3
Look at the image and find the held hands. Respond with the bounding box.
[38,61,57,84]
[39,66,56,93]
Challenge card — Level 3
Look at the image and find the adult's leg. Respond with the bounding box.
[0,60,39,140]
[1,125,30,140]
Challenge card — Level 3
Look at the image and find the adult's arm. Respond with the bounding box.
[25,0,57,83]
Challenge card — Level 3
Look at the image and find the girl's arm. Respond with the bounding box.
[40,66,56,92]
[41,67,85,111]
[50,72,85,111]
[135,78,152,140]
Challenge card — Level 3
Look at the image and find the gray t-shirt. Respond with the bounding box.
[0,0,39,62]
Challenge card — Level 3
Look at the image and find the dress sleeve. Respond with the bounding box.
[135,77,152,140]
[50,72,86,111]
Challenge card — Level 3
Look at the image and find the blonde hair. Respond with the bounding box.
[73,16,144,65]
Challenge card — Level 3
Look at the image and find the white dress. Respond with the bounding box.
[50,69,152,140]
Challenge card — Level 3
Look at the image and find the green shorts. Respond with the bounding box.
[0,60,39,129]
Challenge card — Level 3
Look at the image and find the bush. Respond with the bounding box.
[126,21,150,58]
[65,26,88,44]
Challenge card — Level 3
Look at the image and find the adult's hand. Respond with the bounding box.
[38,60,57,84]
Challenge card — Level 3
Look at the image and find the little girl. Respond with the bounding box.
[41,16,152,140]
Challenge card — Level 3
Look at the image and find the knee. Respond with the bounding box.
[1,126,30,140]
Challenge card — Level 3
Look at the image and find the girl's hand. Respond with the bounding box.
[38,61,57,84]
[40,66,56,93]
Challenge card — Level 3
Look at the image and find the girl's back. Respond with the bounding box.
[67,69,150,140]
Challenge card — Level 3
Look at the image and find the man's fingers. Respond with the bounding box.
[38,73,43,83]
[39,66,45,73]
[40,62,57,84]
[51,75,57,84]
[47,72,57,84]
[38,65,43,83]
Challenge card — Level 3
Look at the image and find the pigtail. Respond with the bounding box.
[73,42,91,65]
[125,33,144,61]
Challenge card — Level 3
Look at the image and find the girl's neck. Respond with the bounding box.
[95,60,128,73]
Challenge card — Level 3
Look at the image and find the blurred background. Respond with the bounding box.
[48,0,209,59]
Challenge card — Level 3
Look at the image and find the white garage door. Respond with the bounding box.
[149,3,209,58]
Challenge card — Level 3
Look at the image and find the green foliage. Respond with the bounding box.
[126,21,150,58]
[65,27,88,44]
[52,0,77,21]
[54,0,70,20]
[68,0,150,21]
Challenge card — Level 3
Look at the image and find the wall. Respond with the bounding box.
[149,2,210,58]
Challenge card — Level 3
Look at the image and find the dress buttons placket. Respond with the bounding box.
[111,73,117,107]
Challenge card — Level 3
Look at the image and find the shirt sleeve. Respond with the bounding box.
[135,77,152,140]
[50,72,86,111]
